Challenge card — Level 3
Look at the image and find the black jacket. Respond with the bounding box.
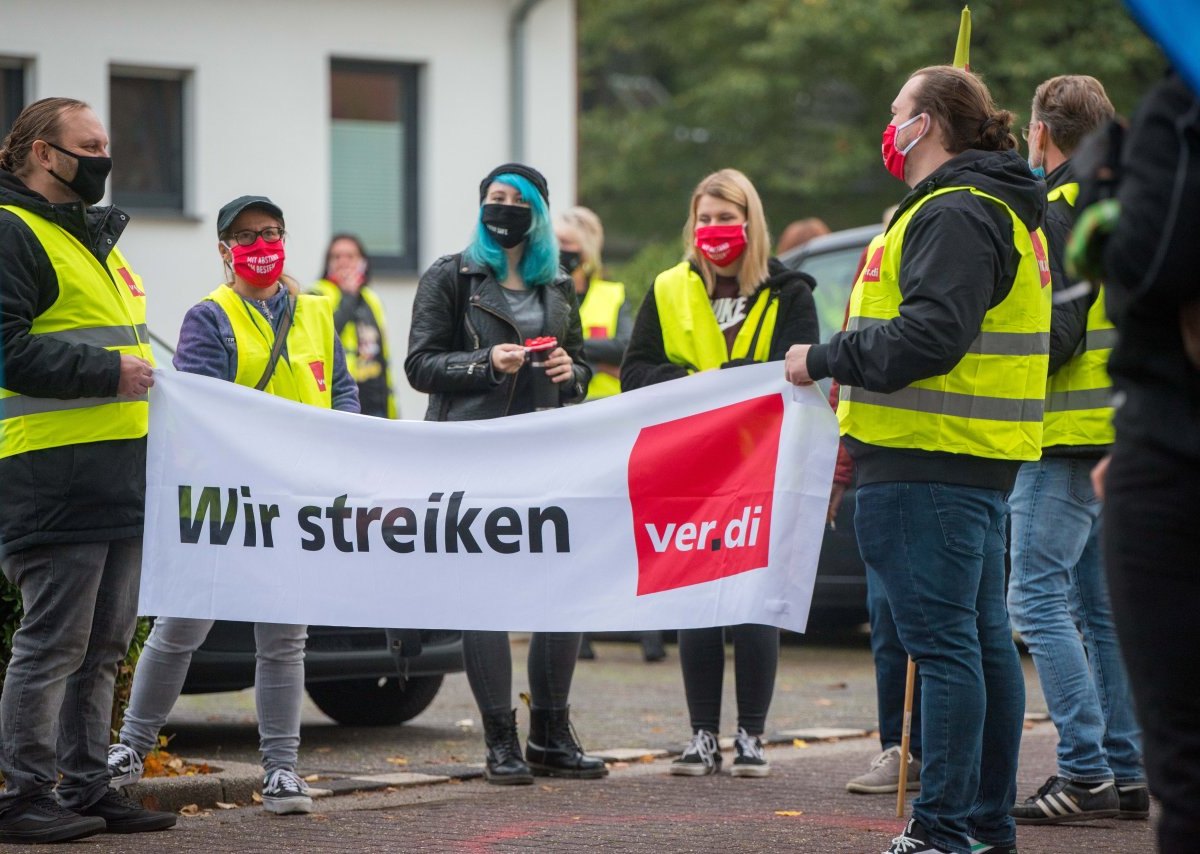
[1042,160,1105,458]
[621,258,819,391]
[1100,72,1200,460]
[806,149,1047,491]
[0,169,145,558]
[405,252,591,421]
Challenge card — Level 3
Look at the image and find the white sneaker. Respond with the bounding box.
[730,727,770,777]
[261,769,312,815]
[107,743,144,790]
[670,730,721,776]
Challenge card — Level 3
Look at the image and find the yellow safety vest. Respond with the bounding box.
[837,187,1052,461]
[653,262,778,372]
[205,285,335,408]
[0,205,153,460]
[1041,181,1115,448]
[312,279,396,417]
[578,277,626,399]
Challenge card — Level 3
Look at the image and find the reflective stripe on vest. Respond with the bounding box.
[836,187,1052,461]
[0,204,152,460]
[654,262,777,372]
[1040,180,1115,447]
[206,285,335,408]
[579,277,626,399]
[313,279,396,417]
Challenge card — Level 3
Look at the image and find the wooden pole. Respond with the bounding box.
[896,657,917,818]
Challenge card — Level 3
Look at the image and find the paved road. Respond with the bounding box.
[4,725,1155,853]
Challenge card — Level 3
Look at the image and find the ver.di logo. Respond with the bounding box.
[627,394,783,596]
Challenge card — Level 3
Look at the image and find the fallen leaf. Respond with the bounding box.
[775,810,804,817]
[251,792,263,804]
[814,698,834,707]
[304,774,321,782]
[793,739,809,749]
[455,719,476,729]
[309,814,330,822]
[214,802,237,810]
[639,754,656,763]
[540,785,557,792]
[178,804,201,816]
[611,761,629,769]
[447,779,463,785]
[385,757,408,766]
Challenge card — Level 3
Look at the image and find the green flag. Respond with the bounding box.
[953,6,972,70]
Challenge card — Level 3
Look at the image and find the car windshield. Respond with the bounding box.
[796,244,871,343]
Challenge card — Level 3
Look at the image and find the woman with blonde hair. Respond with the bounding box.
[622,168,819,776]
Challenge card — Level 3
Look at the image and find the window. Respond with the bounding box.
[0,60,26,140]
[109,69,186,211]
[330,60,419,272]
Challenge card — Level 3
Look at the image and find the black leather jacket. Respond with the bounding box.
[405,252,590,421]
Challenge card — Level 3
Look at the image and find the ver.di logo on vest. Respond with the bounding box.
[627,394,782,596]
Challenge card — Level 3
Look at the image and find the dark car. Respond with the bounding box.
[779,224,881,625]
[146,331,464,726]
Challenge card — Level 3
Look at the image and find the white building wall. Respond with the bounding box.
[1,0,576,419]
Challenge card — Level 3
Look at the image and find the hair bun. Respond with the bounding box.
[979,110,1017,151]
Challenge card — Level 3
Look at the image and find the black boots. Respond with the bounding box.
[482,709,533,785]
[526,706,609,779]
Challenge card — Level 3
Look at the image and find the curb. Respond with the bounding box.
[127,727,884,812]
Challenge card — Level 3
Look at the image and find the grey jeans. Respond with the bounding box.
[0,539,142,814]
[120,618,307,773]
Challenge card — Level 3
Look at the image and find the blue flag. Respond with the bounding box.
[1124,0,1200,96]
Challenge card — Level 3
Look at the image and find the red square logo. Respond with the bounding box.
[628,394,782,596]
[587,325,607,339]
[861,246,884,283]
[116,267,144,297]
[309,361,327,392]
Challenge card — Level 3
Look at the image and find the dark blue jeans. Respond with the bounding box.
[866,566,922,758]
[855,482,1024,854]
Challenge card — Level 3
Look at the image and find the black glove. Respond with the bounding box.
[720,358,757,370]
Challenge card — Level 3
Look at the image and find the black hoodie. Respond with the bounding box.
[621,257,819,391]
[805,149,1047,491]
[0,168,146,558]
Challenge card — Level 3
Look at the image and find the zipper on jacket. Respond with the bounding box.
[471,298,522,416]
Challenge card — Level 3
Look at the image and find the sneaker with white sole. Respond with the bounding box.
[261,768,312,815]
[670,730,721,776]
[1011,775,1119,824]
[847,745,920,794]
[730,727,769,777]
[881,818,950,853]
[107,743,145,790]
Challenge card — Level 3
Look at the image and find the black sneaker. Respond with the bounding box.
[0,796,107,844]
[882,819,950,853]
[1011,775,1119,824]
[80,789,176,834]
[730,728,770,777]
[1117,783,1150,820]
[261,768,313,815]
[670,730,721,776]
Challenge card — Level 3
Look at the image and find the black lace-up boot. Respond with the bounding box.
[482,709,533,785]
[526,706,608,779]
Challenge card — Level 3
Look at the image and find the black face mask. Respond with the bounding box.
[481,203,533,249]
[559,249,583,275]
[45,141,112,205]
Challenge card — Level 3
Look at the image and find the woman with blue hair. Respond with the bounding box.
[405,163,603,785]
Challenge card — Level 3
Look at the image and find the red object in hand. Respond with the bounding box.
[524,336,558,352]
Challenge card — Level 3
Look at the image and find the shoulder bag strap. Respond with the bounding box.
[254,294,297,391]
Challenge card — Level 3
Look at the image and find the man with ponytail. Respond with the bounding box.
[786,67,1050,854]
[0,98,174,842]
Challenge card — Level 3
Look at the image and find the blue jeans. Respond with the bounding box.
[855,482,1024,854]
[1008,458,1143,784]
[866,566,922,758]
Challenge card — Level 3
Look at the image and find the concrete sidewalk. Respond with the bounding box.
[13,722,1156,853]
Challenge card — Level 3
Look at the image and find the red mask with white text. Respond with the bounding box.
[694,224,748,266]
[228,237,286,288]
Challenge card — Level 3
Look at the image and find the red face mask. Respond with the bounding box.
[694,223,748,266]
[228,237,286,288]
[881,113,927,182]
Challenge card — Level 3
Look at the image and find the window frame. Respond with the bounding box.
[0,58,29,141]
[108,65,190,215]
[329,58,420,274]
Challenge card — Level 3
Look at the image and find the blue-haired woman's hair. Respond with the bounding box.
[465,173,559,286]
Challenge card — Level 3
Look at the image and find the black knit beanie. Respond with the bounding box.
[478,162,550,204]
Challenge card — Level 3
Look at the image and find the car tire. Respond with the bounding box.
[307,674,445,726]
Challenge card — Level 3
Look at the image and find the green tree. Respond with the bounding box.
[581,0,1163,293]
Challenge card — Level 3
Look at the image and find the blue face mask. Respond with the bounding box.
[1030,164,1046,179]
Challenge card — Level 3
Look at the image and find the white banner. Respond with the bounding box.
[141,363,838,633]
